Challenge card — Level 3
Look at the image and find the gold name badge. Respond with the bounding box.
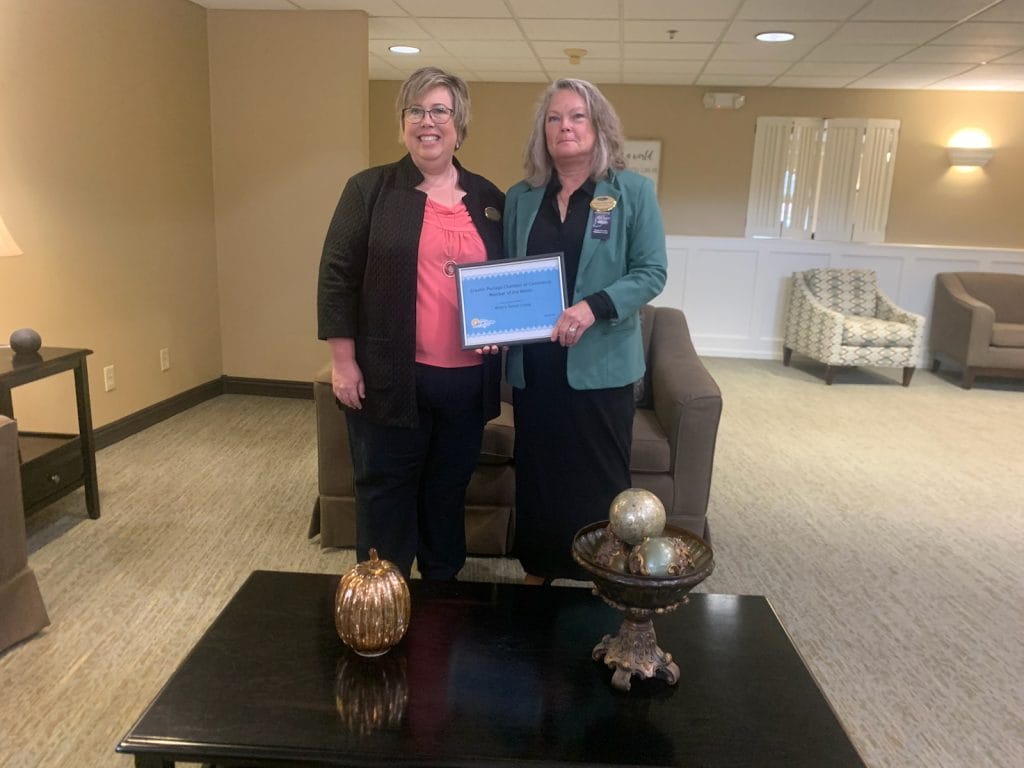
[590,196,617,213]
[484,206,501,221]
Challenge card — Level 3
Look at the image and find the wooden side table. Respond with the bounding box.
[0,347,100,519]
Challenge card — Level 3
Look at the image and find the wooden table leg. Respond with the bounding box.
[74,360,100,519]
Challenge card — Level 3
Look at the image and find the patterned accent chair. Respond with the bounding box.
[783,268,926,386]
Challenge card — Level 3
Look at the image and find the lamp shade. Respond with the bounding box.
[0,214,22,257]
[947,147,994,167]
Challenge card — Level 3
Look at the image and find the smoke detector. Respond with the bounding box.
[564,48,588,65]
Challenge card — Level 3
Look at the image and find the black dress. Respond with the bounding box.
[512,179,634,581]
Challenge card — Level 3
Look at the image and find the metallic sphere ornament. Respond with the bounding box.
[628,535,696,577]
[608,488,666,545]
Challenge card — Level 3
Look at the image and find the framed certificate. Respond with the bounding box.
[455,253,566,348]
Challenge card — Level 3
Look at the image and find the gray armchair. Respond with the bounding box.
[310,306,722,555]
[1,416,50,652]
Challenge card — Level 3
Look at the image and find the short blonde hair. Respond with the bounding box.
[523,78,627,188]
[396,67,471,148]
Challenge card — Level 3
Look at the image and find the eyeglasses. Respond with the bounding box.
[403,105,454,124]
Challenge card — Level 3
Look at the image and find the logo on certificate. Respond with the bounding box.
[471,318,496,328]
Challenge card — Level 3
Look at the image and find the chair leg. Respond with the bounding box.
[962,368,975,389]
[825,365,836,385]
[902,367,915,387]
[783,346,792,366]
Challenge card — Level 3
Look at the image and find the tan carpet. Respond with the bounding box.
[1,358,1021,767]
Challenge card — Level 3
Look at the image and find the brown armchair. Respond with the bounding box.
[1,416,50,652]
[930,272,1024,388]
[309,306,722,555]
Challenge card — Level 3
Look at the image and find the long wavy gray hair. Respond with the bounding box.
[523,78,627,188]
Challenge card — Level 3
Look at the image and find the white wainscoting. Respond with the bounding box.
[652,236,1024,362]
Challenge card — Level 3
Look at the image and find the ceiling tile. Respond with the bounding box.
[623,0,741,20]
[369,17,430,39]
[804,43,917,62]
[697,73,776,86]
[785,60,881,77]
[623,42,715,59]
[532,42,622,58]
[519,19,620,42]
[712,41,817,61]
[738,0,864,21]
[703,60,791,76]
[773,75,860,87]
[439,40,534,58]
[624,20,728,43]
[897,45,1019,63]
[419,19,524,40]
[396,0,510,17]
[992,49,1024,63]
[472,70,549,82]
[829,22,954,44]
[295,0,406,14]
[621,72,698,84]
[867,62,976,80]
[507,0,618,19]
[974,1,1024,22]
[624,60,704,75]
[540,58,621,73]
[846,77,939,89]
[852,0,995,21]
[930,22,1024,46]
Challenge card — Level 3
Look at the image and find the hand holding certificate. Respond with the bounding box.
[455,254,566,348]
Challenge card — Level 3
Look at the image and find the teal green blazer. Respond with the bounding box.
[504,169,668,390]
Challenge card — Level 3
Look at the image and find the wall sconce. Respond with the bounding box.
[947,146,993,167]
[0,213,22,257]
[946,128,993,169]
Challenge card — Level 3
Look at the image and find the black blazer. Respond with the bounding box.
[317,154,505,427]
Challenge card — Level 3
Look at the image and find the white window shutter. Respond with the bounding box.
[745,117,823,239]
[852,119,900,243]
[781,118,824,240]
[745,118,791,238]
[812,119,864,242]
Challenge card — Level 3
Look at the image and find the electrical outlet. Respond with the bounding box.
[103,365,116,392]
[160,347,170,371]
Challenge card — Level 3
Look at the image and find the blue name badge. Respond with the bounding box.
[591,211,611,240]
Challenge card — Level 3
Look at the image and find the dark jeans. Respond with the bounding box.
[346,363,484,580]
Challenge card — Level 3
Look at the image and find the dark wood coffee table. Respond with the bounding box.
[117,570,866,767]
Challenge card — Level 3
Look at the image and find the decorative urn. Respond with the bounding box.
[335,549,411,657]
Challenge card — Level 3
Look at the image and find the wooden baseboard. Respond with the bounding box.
[221,376,313,399]
[94,376,313,449]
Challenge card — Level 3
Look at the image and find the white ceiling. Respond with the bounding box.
[189,0,1024,92]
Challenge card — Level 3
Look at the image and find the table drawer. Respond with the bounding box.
[20,435,84,511]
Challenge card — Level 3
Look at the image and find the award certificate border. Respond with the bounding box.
[455,253,566,348]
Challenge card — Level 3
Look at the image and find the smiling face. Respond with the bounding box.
[402,85,458,175]
[544,88,596,170]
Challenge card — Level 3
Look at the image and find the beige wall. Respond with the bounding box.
[0,0,220,432]
[371,81,1024,249]
[208,10,368,380]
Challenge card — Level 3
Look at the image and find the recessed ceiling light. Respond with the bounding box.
[755,31,795,43]
[389,45,420,55]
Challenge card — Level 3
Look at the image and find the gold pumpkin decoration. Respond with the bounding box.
[335,548,411,656]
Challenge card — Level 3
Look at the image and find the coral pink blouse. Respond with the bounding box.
[416,198,487,367]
